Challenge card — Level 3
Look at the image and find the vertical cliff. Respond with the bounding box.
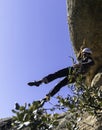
[67,0,102,84]
[67,0,102,129]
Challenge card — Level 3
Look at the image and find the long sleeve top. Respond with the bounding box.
[77,55,95,74]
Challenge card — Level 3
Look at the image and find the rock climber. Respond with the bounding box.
[28,48,95,102]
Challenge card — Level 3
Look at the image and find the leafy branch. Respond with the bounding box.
[12,74,102,130]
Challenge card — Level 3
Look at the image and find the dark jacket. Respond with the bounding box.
[78,55,95,74]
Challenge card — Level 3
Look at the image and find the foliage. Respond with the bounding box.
[12,101,59,130]
[56,75,102,129]
[12,75,102,130]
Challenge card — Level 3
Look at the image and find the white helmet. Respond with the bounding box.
[82,48,92,54]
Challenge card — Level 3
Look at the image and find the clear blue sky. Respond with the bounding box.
[0,0,76,118]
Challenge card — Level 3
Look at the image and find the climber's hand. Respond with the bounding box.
[45,95,50,101]
[39,95,50,108]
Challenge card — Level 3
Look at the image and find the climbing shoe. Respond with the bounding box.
[28,80,42,87]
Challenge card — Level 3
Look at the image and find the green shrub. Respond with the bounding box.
[12,75,102,130]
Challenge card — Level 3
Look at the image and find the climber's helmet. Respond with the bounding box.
[82,48,92,55]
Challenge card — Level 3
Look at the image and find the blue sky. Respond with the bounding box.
[0,0,76,118]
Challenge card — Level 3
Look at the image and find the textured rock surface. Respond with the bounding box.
[67,0,102,129]
[0,118,30,130]
[91,68,102,90]
[0,118,12,130]
[55,113,97,130]
[77,113,102,130]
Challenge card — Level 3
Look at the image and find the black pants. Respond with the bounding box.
[43,67,76,97]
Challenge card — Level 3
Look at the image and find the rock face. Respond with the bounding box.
[67,0,102,84]
[66,0,102,129]
[0,118,30,130]
[91,68,102,90]
[0,118,12,130]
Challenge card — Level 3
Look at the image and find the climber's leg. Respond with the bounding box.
[46,76,75,97]
[42,67,73,84]
[28,67,74,86]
